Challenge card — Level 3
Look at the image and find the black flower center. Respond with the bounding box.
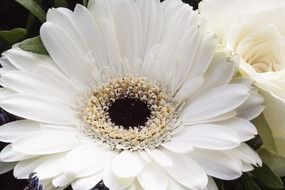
[108,98,151,129]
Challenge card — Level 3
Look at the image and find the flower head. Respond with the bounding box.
[200,0,285,162]
[0,0,263,189]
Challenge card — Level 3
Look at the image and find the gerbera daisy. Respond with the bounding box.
[0,0,263,189]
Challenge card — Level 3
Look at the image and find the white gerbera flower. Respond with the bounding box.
[0,0,263,189]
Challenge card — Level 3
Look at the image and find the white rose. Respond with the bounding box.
[200,0,285,172]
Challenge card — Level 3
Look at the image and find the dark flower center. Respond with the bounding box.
[108,98,151,129]
[82,77,174,151]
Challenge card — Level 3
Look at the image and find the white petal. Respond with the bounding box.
[0,144,34,162]
[190,111,237,125]
[1,95,77,125]
[146,149,172,167]
[0,57,15,70]
[199,0,242,38]
[231,77,254,87]
[233,20,284,63]
[73,5,108,69]
[171,124,240,150]
[34,153,66,180]
[138,151,152,163]
[125,180,144,190]
[4,48,53,72]
[166,153,208,189]
[112,151,144,178]
[212,117,257,141]
[236,90,264,120]
[161,1,196,47]
[103,165,134,190]
[169,26,201,93]
[204,177,218,190]
[183,84,249,123]
[136,0,162,55]
[174,76,204,102]
[12,131,81,155]
[71,173,102,190]
[137,162,168,190]
[0,70,73,103]
[0,120,40,142]
[167,177,188,190]
[241,161,255,172]
[228,143,262,168]
[0,88,15,101]
[162,140,193,154]
[99,18,124,70]
[190,149,243,180]
[14,157,47,179]
[63,144,115,178]
[88,0,112,19]
[200,0,285,43]
[187,32,217,78]
[195,51,237,96]
[0,67,13,75]
[111,0,142,64]
[142,44,159,77]
[40,22,93,87]
[0,161,16,174]
[256,7,285,37]
[52,174,74,188]
[145,44,176,83]
[260,89,285,156]
[40,124,79,132]
[34,65,79,95]
[46,8,89,53]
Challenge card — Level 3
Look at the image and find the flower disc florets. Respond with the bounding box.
[81,77,175,151]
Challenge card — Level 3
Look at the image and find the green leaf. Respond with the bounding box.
[214,179,225,190]
[251,163,284,189]
[0,28,27,44]
[253,114,276,152]
[25,13,36,32]
[242,173,261,190]
[259,148,285,177]
[18,36,48,55]
[54,0,68,7]
[15,0,46,22]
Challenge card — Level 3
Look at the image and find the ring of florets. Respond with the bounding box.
[81,77,175,151]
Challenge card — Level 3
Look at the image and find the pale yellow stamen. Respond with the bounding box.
[81,77,175,151]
